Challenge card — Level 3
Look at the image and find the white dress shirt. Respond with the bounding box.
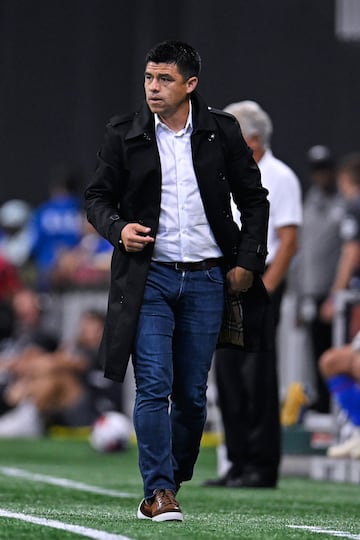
[152,102,223,262]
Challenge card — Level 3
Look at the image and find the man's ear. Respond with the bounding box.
[186,76,198,94]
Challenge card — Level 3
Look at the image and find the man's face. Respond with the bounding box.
[144,62,197,120]
[337,171,355,199]
[78,315,104,349]
[311,168,336,193]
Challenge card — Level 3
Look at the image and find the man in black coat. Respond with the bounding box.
[85,40,269,522]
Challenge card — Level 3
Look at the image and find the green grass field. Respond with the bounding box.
[0,437,359,540]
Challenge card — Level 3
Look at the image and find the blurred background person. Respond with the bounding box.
[0,288,59,435]
[204,101,302,488]
[10,288,59,353]
[0,254,22,303]
[320,153,360,326]
[29,171,83,291]
[0,308,121,437]
[0,300,16,414]
[0,199,33,271]
[297,145,345,413]
[319,329,360,458]
[50,217,112,291]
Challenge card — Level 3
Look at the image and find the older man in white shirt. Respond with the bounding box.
[205,100,302,488]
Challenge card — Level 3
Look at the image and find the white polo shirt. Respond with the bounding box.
[232,149,302,264]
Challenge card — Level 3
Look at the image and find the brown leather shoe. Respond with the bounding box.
[137,489,183,522]
[152,489,183,522]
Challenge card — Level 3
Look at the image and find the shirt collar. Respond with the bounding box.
[155,99,193,134]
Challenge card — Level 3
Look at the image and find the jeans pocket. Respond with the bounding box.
[205,266,225,284]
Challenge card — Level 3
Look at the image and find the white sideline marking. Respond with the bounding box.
[0,467,133,498]
[289,525,360,539]
[0,509,134,540]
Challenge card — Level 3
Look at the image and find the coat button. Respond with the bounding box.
[208,132,215,142]
[218,172,226,181]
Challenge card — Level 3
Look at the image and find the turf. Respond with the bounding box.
[0,437,359,539]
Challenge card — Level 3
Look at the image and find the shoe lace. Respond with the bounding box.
[155,489,176,507]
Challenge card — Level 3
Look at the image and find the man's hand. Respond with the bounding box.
[121,223,155,252]
[226,266,254,295]
[320,296,335,323]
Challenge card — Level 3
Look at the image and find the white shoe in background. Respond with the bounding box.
[0,401,43,437]
[327,428,360,458]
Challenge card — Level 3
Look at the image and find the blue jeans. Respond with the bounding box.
[132,262,225,498]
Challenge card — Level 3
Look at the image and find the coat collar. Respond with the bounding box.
[124,92,217,141]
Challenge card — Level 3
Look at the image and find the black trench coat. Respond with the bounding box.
[85,92,270,382]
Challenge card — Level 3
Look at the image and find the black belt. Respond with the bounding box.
[155,258,224,272]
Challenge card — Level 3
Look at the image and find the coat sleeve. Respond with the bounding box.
[222,116,269,272]
[84,120,128,250]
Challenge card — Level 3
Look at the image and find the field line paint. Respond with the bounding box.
[289,525,360,539]
[0,467,133,498]
[0,509,135,540]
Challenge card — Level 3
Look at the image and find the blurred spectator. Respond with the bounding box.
[297,145,345,413]
[0,288,59,377]
[50,217,112,290]
[319,329,360,458]
[29,174,83,290]
[0,300,15,415]
[0,309,122,437]
[0,199,32,268]
[10,288,59,352]
[78,309,123,416]
[0,301,14,345]
[320,153,360,322]
[0,288,59,430]
[0,254,22,302]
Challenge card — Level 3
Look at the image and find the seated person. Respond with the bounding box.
[0,288,59,436]
[0,288,59,407]
[10,288,59,351]
[0,300,16,414]
[319,331,360,458]
[0,310,110,434]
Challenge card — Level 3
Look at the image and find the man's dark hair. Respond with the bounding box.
[145,40,201,80]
